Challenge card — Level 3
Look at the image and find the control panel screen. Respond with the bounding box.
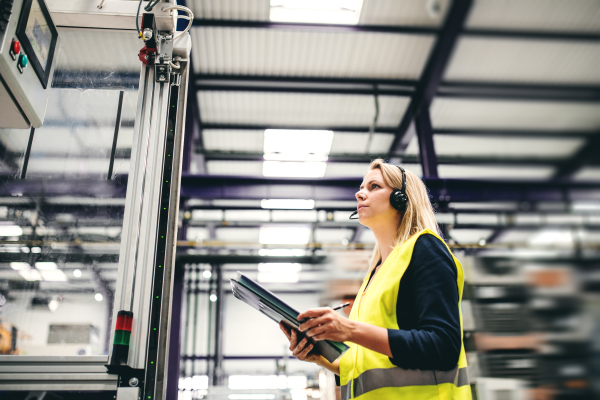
[16,0,58,88]
[24,0,52,70]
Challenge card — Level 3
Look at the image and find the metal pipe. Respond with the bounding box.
[20,127,35,179]
[107,91,125,180]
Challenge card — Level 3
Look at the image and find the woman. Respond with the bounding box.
[279,159,471,399]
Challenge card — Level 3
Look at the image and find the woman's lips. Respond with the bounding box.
[357,205,367,211]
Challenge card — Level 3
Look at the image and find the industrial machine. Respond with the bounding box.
[0,0,59,128]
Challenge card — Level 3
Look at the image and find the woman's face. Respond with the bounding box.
[355,168,399,228]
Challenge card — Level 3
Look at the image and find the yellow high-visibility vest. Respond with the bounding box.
[339,229,472,400]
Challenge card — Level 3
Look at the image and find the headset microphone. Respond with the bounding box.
[349,165,408,220]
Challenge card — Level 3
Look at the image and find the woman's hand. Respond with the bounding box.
[297,307,355,342]
[279,322,320,363]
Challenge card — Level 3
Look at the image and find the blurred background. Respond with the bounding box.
[1,0,600,399]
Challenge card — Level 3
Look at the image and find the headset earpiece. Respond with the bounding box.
[389,165,408,211]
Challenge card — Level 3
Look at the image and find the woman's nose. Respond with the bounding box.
[356,191,366,201]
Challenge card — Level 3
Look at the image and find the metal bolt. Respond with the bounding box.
[144,55,149,60]
[159,75,166,81]
[143,28,153,41]
[129,377,139,387]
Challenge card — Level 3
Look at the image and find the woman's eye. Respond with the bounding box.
[372,184,380,189]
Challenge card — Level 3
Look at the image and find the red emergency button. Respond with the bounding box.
[9,39,20,61]
[12,40,20,54]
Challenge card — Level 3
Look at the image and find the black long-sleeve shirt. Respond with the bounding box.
[337,233,461,381]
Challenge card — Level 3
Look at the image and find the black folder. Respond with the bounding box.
[230,272,349,363]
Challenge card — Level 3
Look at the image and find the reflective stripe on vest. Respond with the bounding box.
[341,366,469,400]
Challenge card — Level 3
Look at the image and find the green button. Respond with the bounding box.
[19,55,28,68]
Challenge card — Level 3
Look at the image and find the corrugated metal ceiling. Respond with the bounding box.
[191,27,435,78]
[445,38,600,84]
[188,0,450,26]
[430,98,600,131]
[198,91,410,127]
[404,135,585,159]
[466,0,600,33]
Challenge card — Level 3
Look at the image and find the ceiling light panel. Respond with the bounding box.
[259,226,311,244]
[431,98,600,131]
[261,199,316,209]
[199,92,409,127]
[0,225,23,236]
[40,269,69,282]
[192,28,434,79]
[264,129,333,162]
[270,0,364,25]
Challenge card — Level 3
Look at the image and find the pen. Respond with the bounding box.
[332,302,351,311]
[299,302,351,325]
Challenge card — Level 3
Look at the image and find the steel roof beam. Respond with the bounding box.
[552,133,600,181]
[198,150,597,167]
[200,123,399,133]
[2,176,599,201]
[196,83,413,96]
[196,74,600,102]
[192,19,600,42]
[389,0,473,154]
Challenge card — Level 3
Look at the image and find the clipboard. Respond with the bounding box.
[230,272,349,363]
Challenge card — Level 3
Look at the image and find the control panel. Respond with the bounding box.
[0,0,59,128]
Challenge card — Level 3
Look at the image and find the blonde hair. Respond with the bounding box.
[367,159,439,272]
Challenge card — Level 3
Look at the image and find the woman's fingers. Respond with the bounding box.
[297,341,315,359]
[297,307,329,321]
[305,324,327,338]
[279,322,291,340]
[292,337,309,356]
[299,314,330,332]
[289,329,299,351]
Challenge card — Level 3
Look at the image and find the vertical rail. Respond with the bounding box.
[108,90,125,180]
[20,126,35,179]
[166,261,184,399]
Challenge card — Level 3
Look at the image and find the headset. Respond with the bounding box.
[350,165,408,220]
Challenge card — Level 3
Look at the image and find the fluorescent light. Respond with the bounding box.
[31,247,41,253]
[95,293,104,302]
[270,0,363,24]
[73,269,82,277]
[257,272,300,283]
[19,269,42,281]
[228,395,275,400]
[48,299,59,312]
[10,262,30,271]
[209,293,218,302]
[264,130,333,160]
[258,263,302,272]
[529,229,573,246]
[0,225,23,236]
[261,199,315,209]
[258,248,306,256]
[257,263,302,283]
[259,227,311,244]
[35,262,57,270]
[263,153,328,162]
[263,161,326,178]
[179,375,209,391]
[40,269,68,282]
[572,202,600,212]
[229,375,307,391]
[203,270,212,279]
